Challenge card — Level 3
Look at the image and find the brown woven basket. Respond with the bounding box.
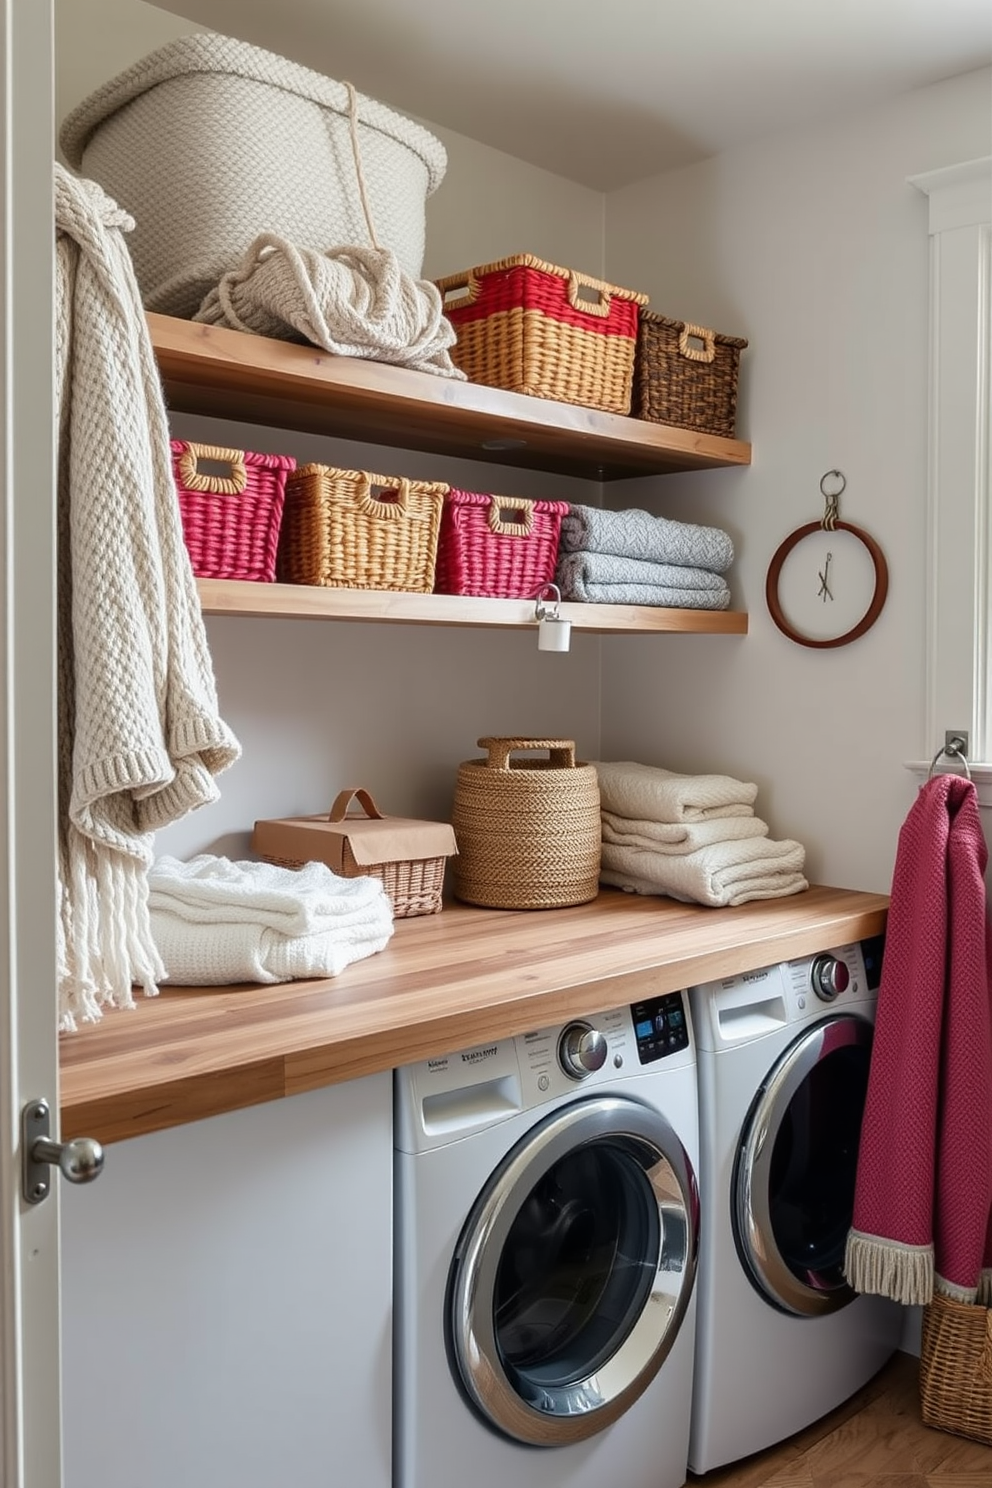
[920,1292,992,1445]
[436,255,648,415]
[633,311,747,437]
[451,736,601,910]
[277,464,448,592]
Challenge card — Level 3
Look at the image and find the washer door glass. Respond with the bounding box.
[447,1094,698,1447]
[733,1014,872,1317]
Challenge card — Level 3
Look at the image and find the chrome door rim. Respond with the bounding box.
[447,1094,698,1447]
[733,1014,872,1317]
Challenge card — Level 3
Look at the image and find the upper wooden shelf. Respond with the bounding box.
[148,314,752,482]
[197,578,748,635]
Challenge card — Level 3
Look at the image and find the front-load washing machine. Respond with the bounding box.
[687,937,904,1474]
[394,994,700,1488]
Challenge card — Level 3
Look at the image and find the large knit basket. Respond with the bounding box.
[58,32,447,319]
[920,1293,992,1445]
[436,255,648,414]
[451,737,601,910]
[277,464,448,593]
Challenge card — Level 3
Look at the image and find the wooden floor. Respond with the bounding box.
[689,1350,992,1487]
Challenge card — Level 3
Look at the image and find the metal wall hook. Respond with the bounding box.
[927,734,971,781]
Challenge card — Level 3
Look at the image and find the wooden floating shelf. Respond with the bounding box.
[149,313,752,481]
[197,579,749,636]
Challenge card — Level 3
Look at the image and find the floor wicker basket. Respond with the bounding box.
[920,1292,992,1445]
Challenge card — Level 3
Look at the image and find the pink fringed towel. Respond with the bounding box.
[844,775,992,1306]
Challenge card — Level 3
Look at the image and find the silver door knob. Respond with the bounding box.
[21,1099,104,1205]
[558,1021,608,1080]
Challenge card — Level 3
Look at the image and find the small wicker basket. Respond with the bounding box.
[920,1292,992,1445]
[171,440,297,581]
[277,464,448,592]
[436,254,648,415]
[451,737,601,910]
[434,490,569,598]
[632,312,747,438]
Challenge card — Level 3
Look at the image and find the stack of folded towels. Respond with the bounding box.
[593,761,809,907]
[147,854,394,985]
[555,503,734,609]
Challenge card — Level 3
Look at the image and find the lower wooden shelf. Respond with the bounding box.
[59,884,887,1144]
[196,578,749,635]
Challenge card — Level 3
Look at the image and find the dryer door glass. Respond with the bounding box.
[447,1095,698,1446]
[733,1014,872,1317]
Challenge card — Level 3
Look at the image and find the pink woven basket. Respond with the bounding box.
[434,489,569,598]
[171,440,297,582]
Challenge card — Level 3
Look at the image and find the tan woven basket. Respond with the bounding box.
[436,255,648,415]
[920,1292,992,1445]
[277,464,448,592]
[633,311,748,437]
[451,736,601,910]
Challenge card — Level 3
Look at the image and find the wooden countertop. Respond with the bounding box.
[59,884,888,1145]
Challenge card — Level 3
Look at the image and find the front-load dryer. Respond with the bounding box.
[394,994,700,1488]
[687,937,903,1474]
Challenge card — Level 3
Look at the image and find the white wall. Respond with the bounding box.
[603,66,992,894]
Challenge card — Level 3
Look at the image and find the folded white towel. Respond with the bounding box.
[147,854,394,985]
[600,835,808,908]
[601,811,770,855]
[147,854,390,935]
[592,761,758,823]
[149,911,393,985]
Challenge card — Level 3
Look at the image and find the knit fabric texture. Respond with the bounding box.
[194,237,465,379]
[591,760,758,822]
[55,163,241,1030]
[556,550,731,609]
[844,775,992,1306]
[558,503,734,573]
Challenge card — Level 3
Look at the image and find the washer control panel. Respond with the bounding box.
[630,992,691,1065]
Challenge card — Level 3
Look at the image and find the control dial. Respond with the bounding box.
[810,954,850,1002]
[558,1021,608,1080]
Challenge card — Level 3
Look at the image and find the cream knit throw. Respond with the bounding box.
[591,761,759,822]
[194,236,466,379]
[55,163,241,1031]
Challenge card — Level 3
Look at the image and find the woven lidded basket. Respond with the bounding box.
[920,1292,992,1445]
[451,737,601,910]
[58,32,447,318]
[434,490,569,599]
[277,464,448,593]
[435,255,648,415]
[170,440,297,582]
[633,312,748,437]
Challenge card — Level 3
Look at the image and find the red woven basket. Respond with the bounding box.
[171,440,297,582]
[435,255,648,414]
[434,489,569,599]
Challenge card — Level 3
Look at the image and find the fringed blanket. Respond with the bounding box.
[55,164,240,1029]
[844,775,992,1306]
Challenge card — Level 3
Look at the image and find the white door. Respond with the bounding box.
[0,2,65,1485]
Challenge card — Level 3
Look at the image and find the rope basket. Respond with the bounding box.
[277,464,448,592]
[436,255,648,415]
[434,489,569,598]
[632,311,748,437]
[451,737,601,910]
[920,1292,992,1445]
[171,440,297,582]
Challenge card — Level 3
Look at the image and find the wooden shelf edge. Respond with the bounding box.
[196,579,749,635]
[149,313,752,479]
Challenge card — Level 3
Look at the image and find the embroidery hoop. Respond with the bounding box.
[765,471,889,649]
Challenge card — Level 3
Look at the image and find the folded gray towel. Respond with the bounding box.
[557,550,730,606]
[559,503,734,573]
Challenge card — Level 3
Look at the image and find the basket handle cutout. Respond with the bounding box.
[177,443,248,495]
[328,787,384,823]
[567,272,612,319]
[488,497,534,537]
[678,323,716,363]
[478,736,577,771]
[436,270,480,312]
[358,476,412,520]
